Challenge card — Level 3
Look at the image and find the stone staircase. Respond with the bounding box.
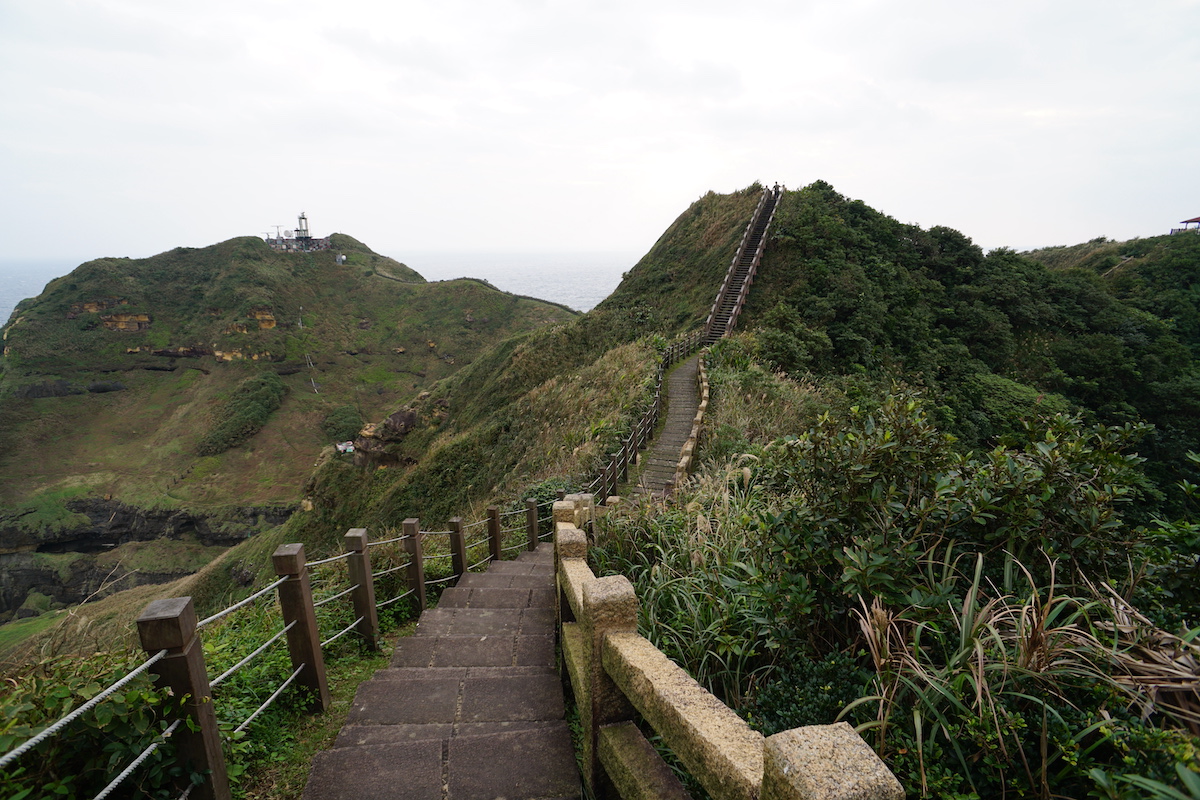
[633,354,700,496]
[705,187,780,343]
[302,544,580,800]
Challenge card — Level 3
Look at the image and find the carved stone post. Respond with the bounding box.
[403,518,426,612]
[137,597,230,800]
[272,544,330,711]
[580,575,639,797]
[342,528,379,650]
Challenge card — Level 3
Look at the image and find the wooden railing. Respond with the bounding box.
[703,189,771,338]
[554,494,904,800]
[2,502,554,800]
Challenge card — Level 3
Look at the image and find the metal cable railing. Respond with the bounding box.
[0,648,169,770]
[92,717,184,800]
[210,621,297,688]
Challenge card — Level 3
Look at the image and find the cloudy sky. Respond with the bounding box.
[2,0,1197,264]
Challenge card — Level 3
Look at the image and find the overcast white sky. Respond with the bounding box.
[2,0,1197,264]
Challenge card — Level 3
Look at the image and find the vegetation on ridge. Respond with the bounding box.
[594,181,1200,799]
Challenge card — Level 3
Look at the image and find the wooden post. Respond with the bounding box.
[526,498,538,551]
[342,528,379,650]
[487,505,502,563]
[271,544,330,711]
[137,597,230,800]
[403,518,426,612]
[450,517,467,579]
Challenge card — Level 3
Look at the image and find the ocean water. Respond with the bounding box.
[400,251,635,312]
[0,260,88,326]
[0,251,635,326]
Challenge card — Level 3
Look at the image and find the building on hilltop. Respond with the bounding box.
[264,212,333,251]
[1171,216,1200,235]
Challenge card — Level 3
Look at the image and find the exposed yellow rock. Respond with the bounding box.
[100,313,151,331]
[248,307,277,329]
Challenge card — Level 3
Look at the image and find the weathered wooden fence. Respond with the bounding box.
[1,501,554,800]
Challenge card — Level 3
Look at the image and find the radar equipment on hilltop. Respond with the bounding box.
[263,213,332,252]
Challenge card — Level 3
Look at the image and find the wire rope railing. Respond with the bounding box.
[92,717,185,800]
[197,576,289,629]
[0,648,169,771]
[232,663,305,736]
[210,621,297,688]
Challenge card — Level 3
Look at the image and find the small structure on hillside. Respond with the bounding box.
[264,212,333,251]
[1171,216,1200,235]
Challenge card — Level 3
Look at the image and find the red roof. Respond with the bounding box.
[1183,216,1200,224]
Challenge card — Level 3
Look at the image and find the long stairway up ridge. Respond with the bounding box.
[633,354,700,497]
[301,544,580,800]
[704,185,781,344]
[300,185,781,798]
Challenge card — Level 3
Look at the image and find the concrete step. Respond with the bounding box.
[346,670,564,727]
[414,606,555,637]
[305,722,580,799]
[438,586,556,609]
[390,633,555,668]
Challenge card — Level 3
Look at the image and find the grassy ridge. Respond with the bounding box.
[0,236,575,517]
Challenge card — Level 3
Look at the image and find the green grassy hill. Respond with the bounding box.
[0,234,576,623]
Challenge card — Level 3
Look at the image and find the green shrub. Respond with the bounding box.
[320,405,364,442]
[196,373,287,456]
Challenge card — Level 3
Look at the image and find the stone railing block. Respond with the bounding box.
[761,723,904,800]
[604,631,764,800]
[559,558,593,619]
[599,721,690,800]
[553,499,579,529]
[557,525,588,560]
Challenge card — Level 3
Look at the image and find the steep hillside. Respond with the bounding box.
[597,183,763,332]
[0,235,575,621]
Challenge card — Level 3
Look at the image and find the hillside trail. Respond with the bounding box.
[300,356,704,800]
[301,543,579,800]
[300,186,779,798]
[632,354,700,497]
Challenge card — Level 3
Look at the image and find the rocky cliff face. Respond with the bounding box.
[0,500,292,621]
[0,499,291,554]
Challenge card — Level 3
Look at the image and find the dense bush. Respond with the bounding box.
[597,392,1200,799]
[196,372,288,456]
[319,404,363,442]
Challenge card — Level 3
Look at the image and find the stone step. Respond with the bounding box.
[438,585,556,609]
[391,633,555,668]
[346,669,565,726]
[305,723,580,800]
[414,606,555,637]
[334,717,566,747]
[456,572,550,589]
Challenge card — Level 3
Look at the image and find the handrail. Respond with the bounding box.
[553,495,903,800]
[0,648,169,770]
